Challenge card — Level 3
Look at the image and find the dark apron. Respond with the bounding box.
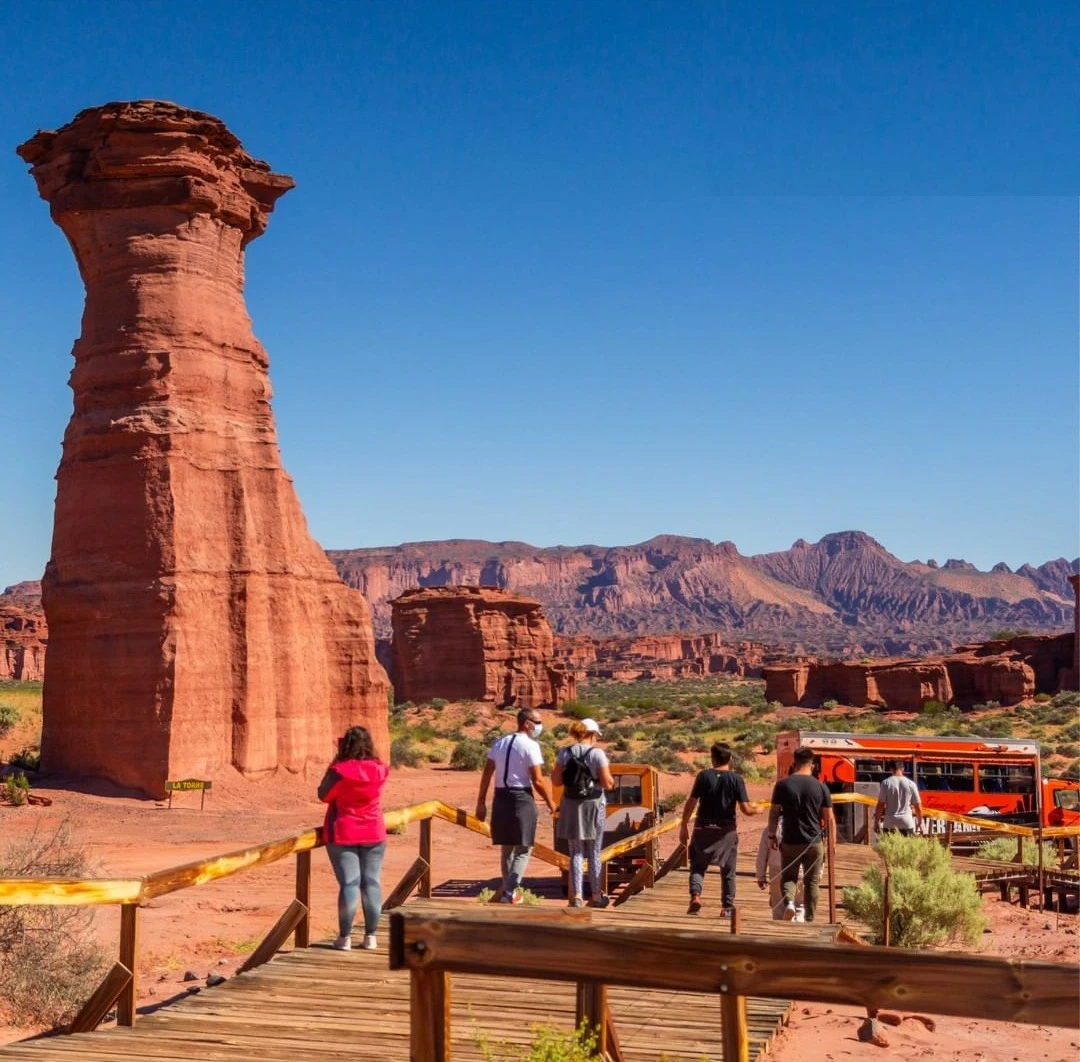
[691,823,739,868]
[489,734,537,846]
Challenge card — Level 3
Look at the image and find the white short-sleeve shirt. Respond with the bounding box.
[489,732,544,788]
[878,774,921,830]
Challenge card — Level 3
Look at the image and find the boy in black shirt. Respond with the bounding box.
[679,743,758,916]
[768,746,835,922]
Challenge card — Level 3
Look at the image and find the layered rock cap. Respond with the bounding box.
[390,586,574,710]
[18,101,389,795]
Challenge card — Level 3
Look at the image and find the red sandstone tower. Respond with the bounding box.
[18,102,389,794]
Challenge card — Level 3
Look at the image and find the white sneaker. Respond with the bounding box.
[362,934,377,951]
[782,903,797,921]
[332,935,352,951]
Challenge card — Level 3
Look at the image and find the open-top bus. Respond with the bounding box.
[776,730,1043,842]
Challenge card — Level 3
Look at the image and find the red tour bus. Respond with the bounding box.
[776,730,1043,841]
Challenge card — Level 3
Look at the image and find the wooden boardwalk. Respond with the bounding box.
[0,859,843,1062]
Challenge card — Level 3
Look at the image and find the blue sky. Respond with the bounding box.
[1,1,1077,589]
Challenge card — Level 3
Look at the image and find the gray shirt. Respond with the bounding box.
[878,774,921,830]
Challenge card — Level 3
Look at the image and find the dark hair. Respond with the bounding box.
[516,708,540,729]
[887,759,903,772]
[336,725,376,763]
[793,747,816,768]
[711,743,733,766]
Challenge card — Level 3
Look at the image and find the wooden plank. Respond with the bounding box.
[237,898,308,974]
[382,857,430,912]
[0,878,143,906]
[389,911,1079,1028]
[721,992,750,1062]
[116,905,139,1027]
[294,850,311,949]
[68,962,132,1034]
[419,819,433,899]
[410,967,451,1062]
[431,804,568,870]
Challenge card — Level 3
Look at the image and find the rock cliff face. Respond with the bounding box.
[18,101,389,795]
[329,534,1076,652]
[0,586,46,682]
[763,632,1074,710]
[390,587,574,709]
[553,633,770,681]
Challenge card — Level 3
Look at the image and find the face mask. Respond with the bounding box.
[530,721,543,738]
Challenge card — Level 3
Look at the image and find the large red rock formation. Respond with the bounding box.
[17,101,389,795]
[763,631,1073,710]
[554,632,769,681]
[391,587,574,709]
[0,586,46,682]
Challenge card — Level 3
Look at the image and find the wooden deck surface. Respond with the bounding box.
[0,851,848,1062]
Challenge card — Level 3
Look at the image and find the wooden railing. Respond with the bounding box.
[389,909,1079,1062]
[0,797,674,1035]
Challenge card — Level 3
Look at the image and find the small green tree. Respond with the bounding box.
[0,702,20,738]
[478,1022,598,1062]
[977,836,1057,869]
[449,738,487,771]
[843,832,986,948]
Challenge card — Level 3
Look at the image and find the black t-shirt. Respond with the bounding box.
[690,769,749,828]
[770,773,832,846]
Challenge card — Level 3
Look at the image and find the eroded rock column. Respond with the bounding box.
[18,101,389,794]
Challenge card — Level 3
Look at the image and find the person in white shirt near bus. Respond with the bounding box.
[874,760,923,837]
[475,708,555,903]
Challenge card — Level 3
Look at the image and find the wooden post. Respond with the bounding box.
[116,904,139,1027]
[294,850,311,948]
[730,906,741,935]
[720,991,750,1062]
[410,966,451,1062]
[1016,835,1024,863]
[882,872,891,947]
[69,962,133,1034]
[945,822,954,850]
[575,980,608,1056]
[238,898,309,973]
[1037,828,1046,912]
[419,818,433,899]
[826,828,837,923]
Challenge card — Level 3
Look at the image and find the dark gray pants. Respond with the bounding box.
[689,826,738,908]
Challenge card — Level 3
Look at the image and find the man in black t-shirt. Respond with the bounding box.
[768,747,835,923]
[679,743,757,916]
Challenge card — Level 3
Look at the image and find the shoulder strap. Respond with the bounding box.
[503,734,518,789]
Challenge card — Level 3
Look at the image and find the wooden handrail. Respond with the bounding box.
[598,815,679,864]
[390,911,1079,1029]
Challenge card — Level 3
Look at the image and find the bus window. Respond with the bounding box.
[916,761,975,792]
[978,763,1036,795]
[1054,788,1080,811]
[854,758,914,783]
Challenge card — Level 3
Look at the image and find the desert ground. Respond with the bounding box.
[1,680,1077,1060]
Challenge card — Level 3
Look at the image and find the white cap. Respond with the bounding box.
[581,718,602,736]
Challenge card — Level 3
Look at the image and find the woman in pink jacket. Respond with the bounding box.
[318,726,389,951]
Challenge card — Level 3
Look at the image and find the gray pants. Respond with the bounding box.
[327,841,386,937]
[780,842,823,922]
[500,844,531,895]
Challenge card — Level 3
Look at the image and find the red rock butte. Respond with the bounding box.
[390,586,575,710]
[17,101,389,795]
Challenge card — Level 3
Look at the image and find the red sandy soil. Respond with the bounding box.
[1,770,1076,1060]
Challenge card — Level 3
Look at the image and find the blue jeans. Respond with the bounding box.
[327,841,386,937]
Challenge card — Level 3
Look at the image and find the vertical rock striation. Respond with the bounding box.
[391,587,575,709]
[17,101,389,795]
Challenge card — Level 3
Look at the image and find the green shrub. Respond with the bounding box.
[977,836,1057,869]
[1033,692,1052,703]
[390,736,423,768]
[659,792,687,814]
[979,714,1015,738]
[0,703,20,738]
[1061,758,1080,781]
[478,1022,598,1062]
[921,700,948,716]
[1059,721,1080,743]
[821,699,839,711]
[842,833,986,948]
[561,701,592,720]
[449,738,488,771]
[1051,691,1080,709]
[429,698,449,709]
[637,744,693,775]
[1056,743,1080,759]
[4,773,29,806]
[9,748,40,772]
[990,629,1031,640]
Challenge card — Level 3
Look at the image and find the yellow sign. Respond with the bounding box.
[165,779,212,792]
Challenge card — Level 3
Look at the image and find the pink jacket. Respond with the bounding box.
[321,758,389,846]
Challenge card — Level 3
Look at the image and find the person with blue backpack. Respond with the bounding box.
[552,718,615,908]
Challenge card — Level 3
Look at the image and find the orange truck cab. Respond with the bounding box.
[1043,776,1080,828]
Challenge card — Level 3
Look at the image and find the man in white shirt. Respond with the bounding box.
[874,761,922,837]
[476,708,555,903]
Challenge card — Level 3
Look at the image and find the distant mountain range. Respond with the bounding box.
[328,531,1078,655]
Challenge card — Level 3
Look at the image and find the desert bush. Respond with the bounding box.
[821,699,839,711]
[0,821,107,1027]
[977,836,1058,869]
[449,738,487,771]
[920,699,948,716]
[560,701,592,721]
[476,887,543,907]
[659,792,687,814]
[1056,743,1080,759]
[0,703,20,737]
[4,772,29,806]
[612,737,629,753]
[478,1022,598,1062]
[1063,758,1080,780]
[842,832,986,948]
[637,744,693,774]
[9,747,40,772]
[621,695,661,713]
[1051,690,1080,709]
[990,628,1031,641]
[979,714,1015,738]
[429,698,449,709]
[1059,721,1080,743]
[1033,692,1052,703]
[390,736,423,768]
